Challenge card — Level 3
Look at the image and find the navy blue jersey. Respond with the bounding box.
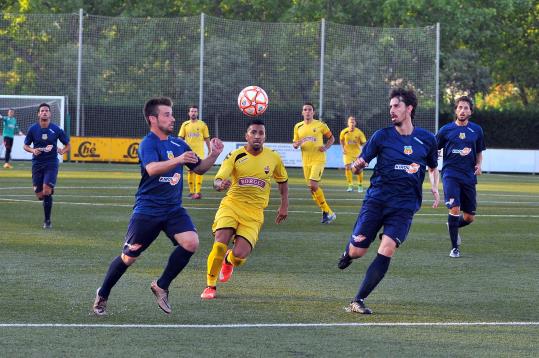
[360,126,438,212]
[24,123,69,164]
[134,132,200,216]
[436,121,485,184]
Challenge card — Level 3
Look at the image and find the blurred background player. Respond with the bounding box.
[339,116,367,192]
[338,88,439,314]
[292,102,336,224]
[436,96,486,258]
[93,97,223,316]
[23,103,70,229]
[1,108,23,169]
[178,105,211,199]
[201,119,288,300]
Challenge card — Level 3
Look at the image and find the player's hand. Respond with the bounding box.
[214,179,231,192]
[319,146,327,152]
[177,151,199,164]
[33,148,41,156]
[57,147,67,155]
[351,158,366,174]
[474,164,482,176]
[431,189,440,208]
[209,138,224,156]
[275,207,288,224]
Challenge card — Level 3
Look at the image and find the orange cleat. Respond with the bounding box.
[219,250,234,283]
[200,286,217,300]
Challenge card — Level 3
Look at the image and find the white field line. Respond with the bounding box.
[0,322,538,329]
[1,194,538,205]
[1,198,538,218]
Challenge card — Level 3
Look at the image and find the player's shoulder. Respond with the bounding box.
[467,121,483,131]
[413,127,437,144]
[223,146,247,161]
[294,121,304,129]
[438,121,455,133]
[340,128,349,135]
[263,146,283,159]
[198,119,208,127]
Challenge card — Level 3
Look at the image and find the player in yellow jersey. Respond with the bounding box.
[178,105,211,199]
[340,116,367,193]
[293,102,336,224]
[201,119,289,300]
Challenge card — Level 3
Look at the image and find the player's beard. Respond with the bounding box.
[157,119,173,135]
[457,114,470,122]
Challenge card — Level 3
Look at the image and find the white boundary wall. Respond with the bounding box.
[3,139,538,174]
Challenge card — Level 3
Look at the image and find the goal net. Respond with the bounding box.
[0,95,65,134]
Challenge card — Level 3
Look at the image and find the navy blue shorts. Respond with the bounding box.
[350,200,414,248]
[122,207,196,257]
[32,162,59,193]
[442,176,477,215]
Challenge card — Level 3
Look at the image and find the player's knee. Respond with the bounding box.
[36,193,44,200]
[463,213,475,223]
[349,244,367,258]
[121,253,137,266]
[449,206,460,215]
[180,236,199,252]
[378,236,397,257]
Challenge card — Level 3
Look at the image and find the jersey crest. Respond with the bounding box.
[459,132,466,140]
[403,146,413,155]
[167,151,174,160]
[264,165,270,174]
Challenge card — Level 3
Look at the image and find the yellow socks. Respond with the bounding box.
[188,171,195,194]
[195,174,203,194]
[206,241,227,287]
[313,187,332,214]
[345,168,353,185]
[357,172,364,186]
[226,250,246,267]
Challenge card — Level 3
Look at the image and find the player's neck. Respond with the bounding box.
[245,145,263,156]
[151,128,169,140]
[39,120,49,129]
[190,119,198,123]
[394,120,414,135]
[304,118,314,124]
[454,119,469,126]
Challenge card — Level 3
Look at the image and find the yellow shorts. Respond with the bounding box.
[343,154,359,166]
[303,162,326,183]
[212,200,264,248]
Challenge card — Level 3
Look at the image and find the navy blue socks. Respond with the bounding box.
[157,245,194,290]
[356,253,391,301]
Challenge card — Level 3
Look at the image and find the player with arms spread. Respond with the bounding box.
[338,88,440,314]
[201,119,288,300]
[92,97,223,316]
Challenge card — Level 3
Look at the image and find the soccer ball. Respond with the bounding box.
[237,86,268,117]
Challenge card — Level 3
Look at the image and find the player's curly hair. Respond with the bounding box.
[143,97,173,126]
[389,88,417,120]
[248,118,265,128]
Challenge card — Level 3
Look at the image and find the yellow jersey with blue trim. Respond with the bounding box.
[216,146,288,209]
[339,127,367,157]
[178,119,209,157]
[293,119,331,165]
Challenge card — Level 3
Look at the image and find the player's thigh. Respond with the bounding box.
[442,176,461,209]
[460,182,477,215]
[343,154,354,166]
[302,165,312,184]
[4,137,13,149]
[350,201,384,248]
[212,204,240,236]
[165,207,199,251]
[32,164,45,193]
[43,164,59,189]
[381,207,415,247]
[309,163,325,182]
[123,213,164,257]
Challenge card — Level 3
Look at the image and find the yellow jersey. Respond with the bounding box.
[339,127,367,157]
[178,119,209,157]
[293,119,331,165]
[216,146,288,209]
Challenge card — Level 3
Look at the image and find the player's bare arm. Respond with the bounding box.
[428,166,440,208]
[320,133,334,152]
[275,181,289,224]
[213,178,231,191]
[193,137,224,174]
[57,143,71,155]
[205,137,212,156]
[23,144,41,156]
[351,157,367,174]
[145,151,199,176]
[474,151,483,176]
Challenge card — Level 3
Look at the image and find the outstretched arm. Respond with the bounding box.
[193,138,224,175]
[428,166,440,208]
[275,181,289,224]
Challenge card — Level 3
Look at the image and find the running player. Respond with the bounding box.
[339,116,367,192]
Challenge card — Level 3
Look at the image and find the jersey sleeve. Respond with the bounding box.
[215,150,235,180]
[476,126,486,153]
[339,129,346,143]
[178,122,186,138]
[435,127,446,150]
[24,129,33,146]
[293,123,299,142]
[138,139,160,168]
[426,135,439,169]
[360,130,382,163]
[273,154,288,183]
[359,130,367,145]
[202,122,210,139]
[58,127,69,145]
[321,122,332,137]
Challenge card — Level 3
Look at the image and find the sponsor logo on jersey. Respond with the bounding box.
[159,172,181,185]
[403,146,413,155]
[303,136,317,143]
[459,132,466,140]
[188,132,201,138]
[394,162,420,174]
[264,166,270,174]
[167,151,174,160]
[451,147,471,156]
[36,145,54,152]
[238,177,266,189]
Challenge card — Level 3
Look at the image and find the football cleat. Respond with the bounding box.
[357,185,363,193]
[3,163,13,169]
[449,248,461,258]
[92,288,108,316]
[201,286,217,300]
[322,212,336,224]
[150,280,171,314]
[338,251,353,270]
[192,193,202,200]
[43,220,52,229]
[219,251,234,283]
[346,185,353,192]
[346,299,372,314]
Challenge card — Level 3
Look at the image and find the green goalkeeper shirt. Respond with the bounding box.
[2,116,19,138]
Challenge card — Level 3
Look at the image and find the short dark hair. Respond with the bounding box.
[248,118,265,128]
[303,102,315,111]
[454,95,474,112]
[37,103,50,113]
[188,104,198,111]
[143,97,172,126]
[389,88,417,120]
